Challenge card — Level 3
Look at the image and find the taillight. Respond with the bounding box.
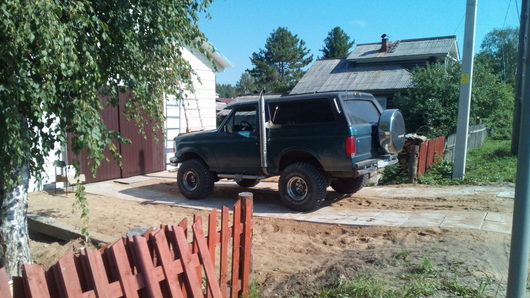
[345,136,356,157]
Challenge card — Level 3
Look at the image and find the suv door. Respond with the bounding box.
[212,105,261,174]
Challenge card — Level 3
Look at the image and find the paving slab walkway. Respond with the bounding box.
[84,171,514,235]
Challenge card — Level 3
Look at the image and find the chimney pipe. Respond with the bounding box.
[380,34,389,52]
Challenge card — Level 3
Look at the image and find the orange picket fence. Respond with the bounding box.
[0,194,253,298]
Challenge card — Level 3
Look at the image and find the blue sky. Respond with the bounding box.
[199,0,521,85]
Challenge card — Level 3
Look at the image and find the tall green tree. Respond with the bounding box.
[0,0,212,277]
[476,27,519,88]
[216,83,237,98]
[320,26,355,59]
[393,62,513,139]
[249,27,313,93]
[236,71,257,95]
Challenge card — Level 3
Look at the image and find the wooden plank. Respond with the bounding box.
[426,138,435,167]
[219,206,230,296]
[175,220,189,297]
[230,200,242,298]
[81,248,114,298]
[193,221,222,298]
[0,267,12,298]
[12,276,26,298]
[240,197,253,298]
[208,209,217,265]
[108,239,141,298]
[22,264,50,298]
[132,236,163,297]
[173,226,204,298]
[207,209,217,298]
[193,215,203,285]
[54,254,84,297]
[44,268,60,298]
[417,141,428,176]
[434,136,445,162]
[153,229,183,298]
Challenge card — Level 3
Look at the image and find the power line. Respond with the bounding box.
[453,13,465,34]
[503,0,513,28]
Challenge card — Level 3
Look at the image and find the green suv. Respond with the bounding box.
[170,92,405,211]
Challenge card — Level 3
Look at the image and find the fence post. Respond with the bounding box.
[238,192,253,298]
[408,145,419,182]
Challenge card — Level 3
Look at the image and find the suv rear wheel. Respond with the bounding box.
[177,159,214,200]
[330,174,368,194]
[236,179,260,187]
[279,162,327,211]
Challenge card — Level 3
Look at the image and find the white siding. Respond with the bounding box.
[164,47,218,167]
[29,119,66,191]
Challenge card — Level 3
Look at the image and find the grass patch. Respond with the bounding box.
[464,139,516,183]
[317,256,492,298]
[382,138,516,185]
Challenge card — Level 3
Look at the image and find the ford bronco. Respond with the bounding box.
[170,92,405,211]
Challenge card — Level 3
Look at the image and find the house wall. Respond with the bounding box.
[28,121,65,192]
[164,47,217,167]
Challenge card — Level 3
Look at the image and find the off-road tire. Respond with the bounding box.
[279,162,327,211]
[236,179,260,187]
[177,159,214,200]
[330,174,368,194]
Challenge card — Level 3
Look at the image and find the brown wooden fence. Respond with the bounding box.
[417,136,446,177]
[0,194,253,298]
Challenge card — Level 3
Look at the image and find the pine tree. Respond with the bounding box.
[249,27,313,93]
[320,27,355,59]
[236,72,257,95]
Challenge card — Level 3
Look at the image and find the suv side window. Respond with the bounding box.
[223,106,257,137]
[269,98,336,126]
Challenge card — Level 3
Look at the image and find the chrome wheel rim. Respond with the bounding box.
[286,176,308,201]
[182,170,198,191]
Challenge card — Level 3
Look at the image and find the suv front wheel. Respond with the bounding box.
[177,159,214,200]
[279,162,327,211]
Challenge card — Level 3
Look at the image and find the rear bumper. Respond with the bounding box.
[354,154,398,175]
[327,154,398,178]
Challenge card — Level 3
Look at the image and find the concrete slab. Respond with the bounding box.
[482,221,512,234]
[485,212,512,223]
[82,172,514,234]
[114,176,156,184]
[496,191,515,199]
[401,212,446,228]
[440,212,487,230]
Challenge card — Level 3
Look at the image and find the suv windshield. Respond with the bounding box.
[342,100,380,124]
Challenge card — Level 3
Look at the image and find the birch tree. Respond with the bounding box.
[0,0,212,277]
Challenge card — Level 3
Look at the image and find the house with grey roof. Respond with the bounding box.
[290,35,459,108]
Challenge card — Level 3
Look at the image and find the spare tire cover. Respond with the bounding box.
[378,109,406,154]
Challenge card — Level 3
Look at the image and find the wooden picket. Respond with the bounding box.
[0,195,253,298]
[417,136,446,178]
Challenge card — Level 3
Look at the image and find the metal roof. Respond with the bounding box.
[346,35,458,63]
[290,59,413,95]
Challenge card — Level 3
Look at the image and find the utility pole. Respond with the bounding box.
[452,0,478,179]
[512,0,527,155]
[507,1,530,296]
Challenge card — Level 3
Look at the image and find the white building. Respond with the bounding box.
[31,45,231,191]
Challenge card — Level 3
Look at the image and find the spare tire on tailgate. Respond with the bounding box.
[378,109,406,154]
